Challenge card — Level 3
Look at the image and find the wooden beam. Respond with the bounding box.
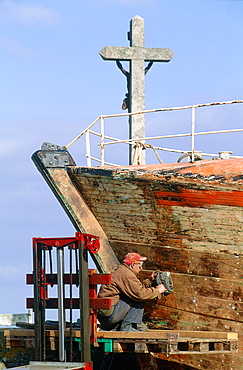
[97,330,238,340]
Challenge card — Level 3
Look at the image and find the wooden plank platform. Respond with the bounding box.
[97,330,238,340]
[2,328,238,355]
[96,330,238,354]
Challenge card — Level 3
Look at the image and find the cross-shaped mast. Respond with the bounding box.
[100,15,174,165]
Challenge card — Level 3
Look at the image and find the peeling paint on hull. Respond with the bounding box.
[155,188,243,208]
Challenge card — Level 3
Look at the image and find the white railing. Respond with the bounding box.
[65,100,243,166]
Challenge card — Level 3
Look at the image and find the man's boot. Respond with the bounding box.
[136,322,148,331]
[120,321,138,332]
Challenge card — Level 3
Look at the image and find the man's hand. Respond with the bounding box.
[156,284,167,294]
[151,270,159,281]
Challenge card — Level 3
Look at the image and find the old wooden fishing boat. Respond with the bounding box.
[32,99,243,370]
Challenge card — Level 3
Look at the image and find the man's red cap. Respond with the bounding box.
[123,252,147,265]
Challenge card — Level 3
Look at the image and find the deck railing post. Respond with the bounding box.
[85,131,91,167]
[191,105,195,162]
[100,116,105,166]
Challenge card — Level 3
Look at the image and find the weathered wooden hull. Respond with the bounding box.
[68,159,243,370]
[33,151,243,370]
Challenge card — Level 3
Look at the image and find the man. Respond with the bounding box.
[98,252,166,332]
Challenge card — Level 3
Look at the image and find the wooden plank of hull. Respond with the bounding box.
[140,275,243,323]
[144,296,243,331]
[110,241,243,280]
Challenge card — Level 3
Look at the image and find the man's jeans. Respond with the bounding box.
[98,296,144,331]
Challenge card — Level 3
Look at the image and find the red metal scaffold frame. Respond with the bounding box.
[26,232,112,368]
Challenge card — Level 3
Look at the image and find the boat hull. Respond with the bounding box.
[33,152,243,370]
[68,159,243,369]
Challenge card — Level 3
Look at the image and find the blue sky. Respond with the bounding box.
[0,0,242,317]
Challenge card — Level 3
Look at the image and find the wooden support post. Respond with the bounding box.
[79,241,91,363]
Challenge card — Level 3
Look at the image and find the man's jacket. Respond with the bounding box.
[98,263,161,306]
